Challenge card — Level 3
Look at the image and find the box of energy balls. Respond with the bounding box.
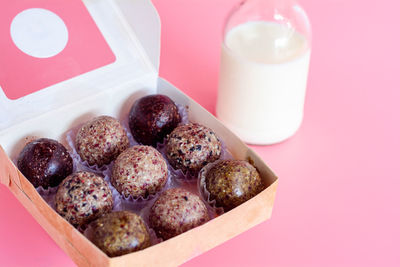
[0,0,278,266]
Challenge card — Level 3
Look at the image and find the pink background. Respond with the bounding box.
[1,0,399,266]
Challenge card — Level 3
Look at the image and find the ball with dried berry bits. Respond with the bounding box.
[166,123,221,176]
[149,188,209,240]
[111,145,168,199]
[75,116,129,167]
[55,171,113,228]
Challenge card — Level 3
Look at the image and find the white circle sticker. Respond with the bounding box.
[10,8,69,58]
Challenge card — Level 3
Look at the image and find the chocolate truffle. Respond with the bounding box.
[75,116,129,167]
[166,123,221,176]
[129,94,181,146]
[55,171,113,228]
[111,145,168,199]
[87,211,151,257]
[149,188,209,240]
[204,160,264,211]
[17,138,73,188]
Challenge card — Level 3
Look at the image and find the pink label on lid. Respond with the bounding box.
[0,0,116,100]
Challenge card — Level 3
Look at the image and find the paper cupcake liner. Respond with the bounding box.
[177,103,190,125]
[198,159,229,216]
[35,186,58,209]
[119,117,140,147]
[138,203,162,243]
[146,223,163,246]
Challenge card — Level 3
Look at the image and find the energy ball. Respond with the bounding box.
[87,211,151,257]
[204,160,265,211]
[111,145,168,199]
[149,188,209,240]
[75,116,129,167]
[129,94,181,146]
[17,138,73,188]
[55,171,113,228]
[166,123,221,176]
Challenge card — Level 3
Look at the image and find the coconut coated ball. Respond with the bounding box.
[166,123,221,176]
[204,160,264,211]
[55,171,113,227]
[17,138,73,188]
[111,145,168,199]
[149,188,209,240]
[129,94,181,146]
[75,116,129,167]
[87,211,151,257]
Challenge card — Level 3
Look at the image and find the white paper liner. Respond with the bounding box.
[177,104,190,125]
[197,160,228,216]
[198,145,236,216]
[198,155,262,216]
[35,186,58,209]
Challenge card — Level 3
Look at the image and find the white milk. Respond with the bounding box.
[217,21,311,145]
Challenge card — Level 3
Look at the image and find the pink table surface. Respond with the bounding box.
[1,0,399,266]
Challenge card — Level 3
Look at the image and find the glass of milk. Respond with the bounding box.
[216,0,312,145]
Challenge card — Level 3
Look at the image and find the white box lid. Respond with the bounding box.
[0,0,160,132]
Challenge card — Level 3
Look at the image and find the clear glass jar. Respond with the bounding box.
[216,0,312,145]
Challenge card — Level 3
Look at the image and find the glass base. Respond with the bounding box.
[217,113,304,145]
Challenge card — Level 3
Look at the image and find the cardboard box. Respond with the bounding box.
[0,0,278,266]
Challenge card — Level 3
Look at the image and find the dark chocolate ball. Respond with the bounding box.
[204,160,265,211]
[129,94,181,146]
[149,188,209,240]
[166,123,221,176]
[75,116,129,167]
[55,171,113,228]
[87,211,151,257]
[17,138,73,188]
